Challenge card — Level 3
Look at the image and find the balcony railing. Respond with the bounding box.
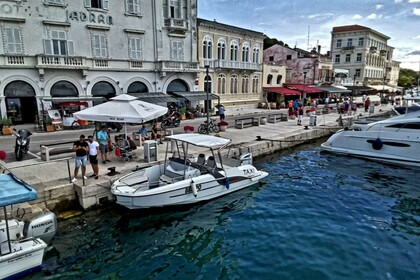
[37,55,87,68]
[158,61,199,72]
[213,60,261,71]
[342,46,355,50]
[164,18,188,31]
[93,59,109,68]
[5,55,25,65]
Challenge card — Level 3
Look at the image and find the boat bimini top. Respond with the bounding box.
[166,134,231,148]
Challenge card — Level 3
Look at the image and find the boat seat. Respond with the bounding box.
[206,156,217,170]
[196,153,205,165]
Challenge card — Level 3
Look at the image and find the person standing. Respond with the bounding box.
[297,105,304,125]
[364,97,371,112]
[87,135,99,180]
[218,105,225,121]
[72,134,89,182]
[97,125,111,164]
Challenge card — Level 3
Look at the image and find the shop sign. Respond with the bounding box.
[67,10,113,25]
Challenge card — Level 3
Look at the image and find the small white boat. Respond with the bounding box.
[0,171,58,279]
[111,134,269,209]
[320,111,420,167]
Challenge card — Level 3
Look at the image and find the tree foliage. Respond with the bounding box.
[398,68,419,88]
[263,37,284,50]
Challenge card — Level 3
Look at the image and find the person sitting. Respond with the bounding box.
[151,122,163,144]
[138,124,151,142]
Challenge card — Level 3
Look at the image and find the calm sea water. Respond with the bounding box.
[27,140,419,280]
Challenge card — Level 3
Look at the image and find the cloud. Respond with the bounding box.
[307,13,334,20]
[408,0,420,3]
[413,35,420,39]
[408,50,420,55]
[352,14,363,19]
[394,0,403,2]
[366,13,382,19]
[376,4,383,9]
[254,7,264,12]
[413,8,420,16]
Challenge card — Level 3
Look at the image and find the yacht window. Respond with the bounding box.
[386,123,420,129]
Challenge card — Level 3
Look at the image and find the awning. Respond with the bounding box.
[312,86,351,94]
[127,92,177,103]
[368,85,399,92]
[343,86,375,92]
[41,96,106,102]
[171,91,219,102]
[264,87,301,96]
[284,84,324,94]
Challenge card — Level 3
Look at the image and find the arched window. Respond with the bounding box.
[202,36,213,59]
[276,75,283,85]
[91,81,116,104]
[252,75,259,94]
[242,42,250,62]
[127,81,148,93]
[230,40,238,61]
[242,75,249,93]
[4,81,35,97]
[217,38,226,60]
[51,81,78,97]
[204,74,212,94]
[230,74,238,94]
[167,79,189,92]
[267,74,273,85]
[217,74,226,94]
[252,44,260,63]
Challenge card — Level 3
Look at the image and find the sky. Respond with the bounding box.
[197,0,420,71]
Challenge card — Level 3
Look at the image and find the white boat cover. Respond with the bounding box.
[0,174,37,207]
[167,134,231,148]
[73,94,168,123]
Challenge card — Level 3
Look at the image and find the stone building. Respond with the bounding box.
[0,0,199,125]
[197,18,265,108]
[330,24,400,87]
[263,44,333,86]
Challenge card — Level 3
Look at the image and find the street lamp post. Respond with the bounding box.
[204,64,210,134]
[302,66,311,100]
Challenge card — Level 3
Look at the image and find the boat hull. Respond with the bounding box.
[321,129,420,167]
[0,238,47,280]
[112,171,269,209]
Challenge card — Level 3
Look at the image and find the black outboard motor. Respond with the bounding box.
[14,128,32,161]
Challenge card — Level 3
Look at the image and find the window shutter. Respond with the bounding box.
[84,0,91,7]
[43,39,53,55]
[67,41,74,56]
[127,0,133,13]
[102,0,109,9]
[129,37,135,59]
[134,0,140,13]
[93,35,100,57]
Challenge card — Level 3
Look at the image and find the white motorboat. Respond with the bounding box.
[320,111,420,167]
[0,171,58,279]
[111,134,269,209]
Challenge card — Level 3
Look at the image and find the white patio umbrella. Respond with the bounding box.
[73,94,168,138]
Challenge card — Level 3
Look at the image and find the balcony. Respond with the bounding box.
[37,55,88,69]
[157,61,199,72]
[213,60,261,71]
[4,55,25,65]
[369,46,377,53]
[342,46,355,51]
[164,18,188,32]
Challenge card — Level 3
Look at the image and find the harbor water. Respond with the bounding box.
[27,140,419,280]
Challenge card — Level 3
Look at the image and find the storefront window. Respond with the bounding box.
[91,81,116,105]
[127,81,148,93]
[4,81,37,124]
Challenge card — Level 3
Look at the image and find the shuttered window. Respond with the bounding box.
[92,34,107,58]
[4,27,23,54]
[127,0,140,14]
[129,37,142,60]
[171,41,184,61]
[43,30,73,55]
[84,0,109,9]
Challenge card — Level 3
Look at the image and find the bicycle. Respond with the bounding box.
[198,118,220,134]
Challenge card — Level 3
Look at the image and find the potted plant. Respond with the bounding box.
[179,107,187,120]
[217,120,229,132]
[44,116,55,132]
[1,117,13,135]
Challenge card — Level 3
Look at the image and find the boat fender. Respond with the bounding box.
[225,178,230,190]
[191,181,198,197]
[372,138,383,150]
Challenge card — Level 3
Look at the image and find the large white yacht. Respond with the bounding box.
[320,111,420,167]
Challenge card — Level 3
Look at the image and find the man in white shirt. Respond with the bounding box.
[87,135,100,179]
